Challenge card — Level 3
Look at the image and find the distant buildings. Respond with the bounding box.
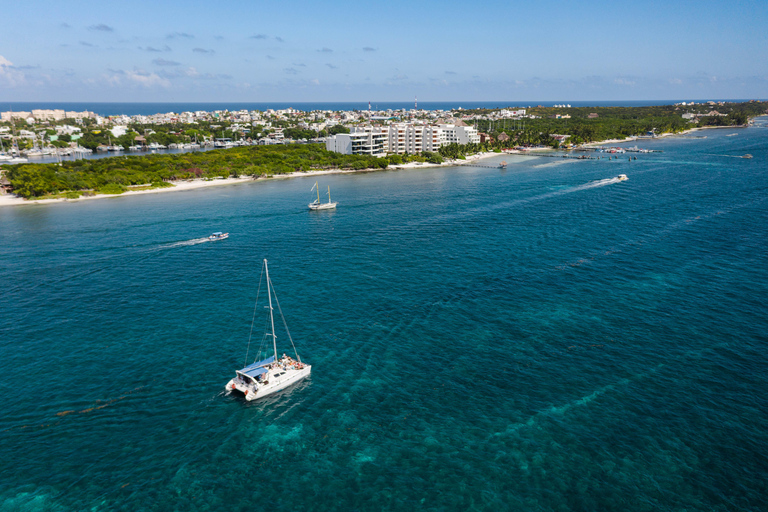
[1,109,94,123]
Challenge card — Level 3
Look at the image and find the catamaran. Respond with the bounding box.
[308,181,337,210]
[226,259,311,401]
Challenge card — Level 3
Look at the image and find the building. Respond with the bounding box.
[325,123,480,156]
[326,126,387,157]
[1,111,30,122]
[386,123,479,154]
[31,109,66,121]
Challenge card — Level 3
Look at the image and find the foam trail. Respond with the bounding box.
[416,177,624,226]
[158,237,211,249]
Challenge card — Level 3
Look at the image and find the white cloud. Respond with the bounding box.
[0,55,26,86]
[125,69,171,87]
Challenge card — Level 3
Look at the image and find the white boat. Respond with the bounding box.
[208,232,229,241]
[226,259,311,401]
[616,174,628,181]
[308,181,337,210]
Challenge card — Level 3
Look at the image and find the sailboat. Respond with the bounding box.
[226,259,312,401]
[308,181,337,210]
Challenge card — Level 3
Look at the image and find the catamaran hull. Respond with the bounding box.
[227,365,312,401]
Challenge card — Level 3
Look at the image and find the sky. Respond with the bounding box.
[0,0,766,102]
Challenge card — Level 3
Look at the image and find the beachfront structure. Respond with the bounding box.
[325,126,388,157]
[386,123,480,154]
[325,123,480,156]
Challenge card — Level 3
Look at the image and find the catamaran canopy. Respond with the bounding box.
[237,355,276,378]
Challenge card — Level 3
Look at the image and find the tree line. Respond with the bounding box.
[4,144,388,199]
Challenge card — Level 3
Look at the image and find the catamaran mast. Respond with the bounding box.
[265,259,278,361]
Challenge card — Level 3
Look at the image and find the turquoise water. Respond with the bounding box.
[1,126,767,511]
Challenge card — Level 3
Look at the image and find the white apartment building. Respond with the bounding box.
[326,123,481,156]
[31,109,66,121]
[387,123,479,154]
[326,126,387,157]
[2,109,94,121]
[1,111,31,122]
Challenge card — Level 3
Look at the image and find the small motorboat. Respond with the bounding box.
[616,174,628,181]
[208,232,229,241]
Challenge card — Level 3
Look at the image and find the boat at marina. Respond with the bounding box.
[208,232,229,241]
[308,181,337,210]
[617,174,628,181]
[226,259,312,401]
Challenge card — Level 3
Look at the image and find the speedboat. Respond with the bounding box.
[208,232,229,241]
[616,174,628,181]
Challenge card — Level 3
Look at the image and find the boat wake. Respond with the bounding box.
[578,176,625,189]
[159,237,212,249]
[416,177,624,225]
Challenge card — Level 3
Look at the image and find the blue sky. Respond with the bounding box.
[1,0,766,102]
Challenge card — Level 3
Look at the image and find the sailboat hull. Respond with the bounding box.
[308,202,337,210]
[227,365,312,401]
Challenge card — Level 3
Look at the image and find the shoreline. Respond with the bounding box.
[0,122,750,208]
[0,152,502,208]
[582,124,748,147]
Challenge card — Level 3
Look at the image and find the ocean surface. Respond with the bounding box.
[1,124,767,511]
[2,100,759,117]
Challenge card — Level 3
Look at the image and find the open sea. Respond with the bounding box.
[1,123,767,511]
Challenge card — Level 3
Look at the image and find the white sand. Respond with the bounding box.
[0,152,502,208]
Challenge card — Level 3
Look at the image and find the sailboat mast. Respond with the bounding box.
[264,259,278,361]
[327,185,331,204]
[316,181,320,203]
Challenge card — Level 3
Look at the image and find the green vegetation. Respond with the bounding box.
[5,144,388,198]
[470,101,768,147]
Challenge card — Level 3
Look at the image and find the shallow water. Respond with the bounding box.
[1,125,767,511]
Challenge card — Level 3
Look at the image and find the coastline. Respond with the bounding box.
[0,152,502,207]
[582,124,747,147]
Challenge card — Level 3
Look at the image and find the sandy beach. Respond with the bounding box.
[0,151,502,207]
